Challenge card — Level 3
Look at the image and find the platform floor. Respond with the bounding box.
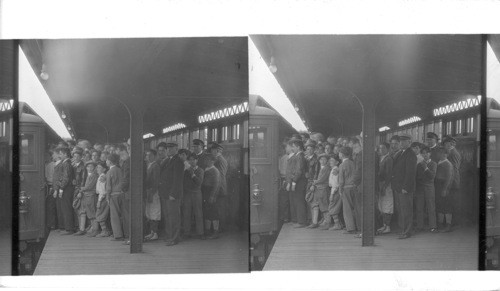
[34,230,249,275]
[0,229,12,275]
[264,223,478,270]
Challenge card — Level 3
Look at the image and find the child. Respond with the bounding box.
[75,161,98,235]
[201,154,221,239]
[319,155,342,230]
[307,153,331,228]
[182,153,205,239]
[144,149,161,241]
[94,162,111,237]
[435,147,453,232]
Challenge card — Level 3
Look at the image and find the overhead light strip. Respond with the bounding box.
[162,123,186,134]
[198,101,249,124]
[379,126,390,132]
[249,38,307,132]
[433,95,481,117]
[398,116,421,127]
[143,133,155,139]
[18,46,72,139]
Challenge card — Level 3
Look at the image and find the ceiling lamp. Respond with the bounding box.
[379,126,390,132]
[40,64,49,80]
[398,116,421,127]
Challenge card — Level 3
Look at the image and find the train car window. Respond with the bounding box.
[436,120,443,139]
[211,128,218,142]
[456,119,463,135]
[233,124,240,140]
[243,120,248,148]
[466,117,474,133]
[222,126,228,141]
[249,126,268,159]
[418,124,424,142]
[488,130,500,161]
[20,133,35,167]
[445,121,452,136]
[183,130,189,147]
[203,127,208,143]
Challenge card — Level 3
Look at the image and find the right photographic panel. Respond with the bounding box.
[486,35,500,270]
[248,35,482,270]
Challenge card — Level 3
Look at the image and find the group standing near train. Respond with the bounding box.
[278,131,462,239]
[44,138,229,246]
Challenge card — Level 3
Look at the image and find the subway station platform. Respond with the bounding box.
[34,230,249,275]
[264,223,478,270]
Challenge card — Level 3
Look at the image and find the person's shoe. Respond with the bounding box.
[207,231,220,239]
[86,230,99,237]
[342,230,356,234]
[319,223,332,230]
[440,224,452,233]
[165,240,178,246]
[123,240,130,245]
[376,225,386,233]
[329,224,343,231]
[60,230,74,235]
[146,232,159,241]
[398,233,411,239]
[96,230,111,238]
[381,226,391,234]
[306,223,319,229]
[430,228,439,233]
[144,232,153,240]
[73,230,86,236]
[110,237,124,241]
[293,223,307,229]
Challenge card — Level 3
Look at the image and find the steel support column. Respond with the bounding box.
[361,99,376,246]
[128,106,145,253]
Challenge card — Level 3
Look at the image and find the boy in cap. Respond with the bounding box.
[75,161,98,236]
[183,153,205,239]
[338,146,357,233]
[202,153,221,239]
[307,153,331,228]
[376,142,394,235]
[411,142,424,164]
[391,133,417,239]
[426,132,440,163]
[191,139,208,169]
[94,161,111,237]
[415,146,437,232]
[434,146,454,232]
[442,136,462,231]
[210,143,229,232]
[106,153,125,240]
[144,149,161,241]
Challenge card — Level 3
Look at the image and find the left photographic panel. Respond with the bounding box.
[0,40,15,276]
[17,38,249,275]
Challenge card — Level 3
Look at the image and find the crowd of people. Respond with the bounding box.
[278,131,462,239]
[44,138,229,246]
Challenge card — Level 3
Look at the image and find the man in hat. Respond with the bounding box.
[54,146,76,235]
[75,160,98,236]
[426,132,440,163]
[210,142,229,232]
[442,135,462,231]
[286,139,308,228]
[158,142,185,246]
[391,133,417,239]
[389,135,402,160]
[278,138,292,223]
[117,144,131,244]
[304,140,319,224]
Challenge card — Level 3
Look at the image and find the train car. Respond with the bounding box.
[486,98,500,269]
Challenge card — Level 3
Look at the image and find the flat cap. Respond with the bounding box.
[210,142,223,150]
[192,139,204,146]
[399,133,412,140]
[426,132,439,140]
[166,142,178,148]
[442,135,457,144]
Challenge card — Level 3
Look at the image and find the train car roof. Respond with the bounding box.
[20,38,248,142]
[251,35,482,135]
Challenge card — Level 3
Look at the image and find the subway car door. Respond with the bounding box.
[19,116,46,241]
[249,110,279,236]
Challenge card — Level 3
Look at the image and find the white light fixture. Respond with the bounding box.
[198,101,249,123]
[379,126,390,132]
[162,123,186,134]
[143,133,155,139]
[40,64,49,80]
[268,56,277,73]
[19,46,71,139]
[398,116,421,127]
[432,95,481,117]
[249,38,307,132]
[61,111,66,119]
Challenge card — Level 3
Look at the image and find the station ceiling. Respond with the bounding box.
[20,38,248,143]
[251,35,482,136]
